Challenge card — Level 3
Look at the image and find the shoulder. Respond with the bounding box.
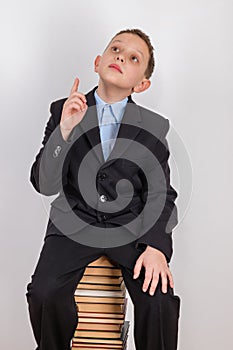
[50,97,68,114]
[134,102,170,140]
[47,97,68,126]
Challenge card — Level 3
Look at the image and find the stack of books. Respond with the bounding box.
[71,256,129,349]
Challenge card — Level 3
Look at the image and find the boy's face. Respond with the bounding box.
[94,33,151,94]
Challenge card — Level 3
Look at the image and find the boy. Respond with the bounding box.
[26,29,180,350]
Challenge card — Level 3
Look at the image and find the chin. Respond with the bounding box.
[102,77,128,89]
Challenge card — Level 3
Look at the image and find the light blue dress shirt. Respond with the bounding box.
[94,90,128,160]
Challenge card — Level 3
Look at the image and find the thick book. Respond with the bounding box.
[80,275,123,285]
[85,266,122,276]
[76,298,127,314]
[77,317,124,325]
[77,322,122,332]
[77,311,125,319]
[71,342,127,349]
[72,345,126,349]
[77,280,126,291]
[75,288,126,298]
[75,295,125,304]
[74,329,122,339]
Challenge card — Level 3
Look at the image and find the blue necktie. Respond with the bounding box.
[100,104,119,161]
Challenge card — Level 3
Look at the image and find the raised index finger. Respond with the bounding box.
[70,77,79,94]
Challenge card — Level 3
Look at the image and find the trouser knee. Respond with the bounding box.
[26,279,62,308]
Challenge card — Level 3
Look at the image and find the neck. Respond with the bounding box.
[96,80,132,103]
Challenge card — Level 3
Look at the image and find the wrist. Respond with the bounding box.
[60,124,72,132]
[146,245,162,254]
[60,125,72,141]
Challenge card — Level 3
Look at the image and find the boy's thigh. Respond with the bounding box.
[120,266,181,350]
[28,235,104,287]
[120,264,176,300]
[120,265,180,324]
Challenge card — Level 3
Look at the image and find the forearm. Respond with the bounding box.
[30,125,73,195]
[30,100,74,195]
[60,125,73,141]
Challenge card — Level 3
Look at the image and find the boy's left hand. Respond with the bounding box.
[133,246,174,296]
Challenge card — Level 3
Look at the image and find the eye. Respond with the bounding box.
[111,46,119,53]
[131,56,139,63]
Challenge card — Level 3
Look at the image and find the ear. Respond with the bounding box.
[133,79,151,93]
[94,55,102,73]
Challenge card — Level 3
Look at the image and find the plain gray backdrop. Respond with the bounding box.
[1,0,232,349]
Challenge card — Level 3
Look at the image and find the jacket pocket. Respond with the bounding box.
[50,195,79,212]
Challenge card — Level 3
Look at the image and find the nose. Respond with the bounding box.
[115,55,125,63]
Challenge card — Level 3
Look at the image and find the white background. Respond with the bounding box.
[1,0,232,349]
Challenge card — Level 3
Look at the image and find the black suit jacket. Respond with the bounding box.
[30,87,178,263]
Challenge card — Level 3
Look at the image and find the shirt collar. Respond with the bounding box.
[94,89,128,123]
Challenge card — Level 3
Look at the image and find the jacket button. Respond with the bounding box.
[99,195,108,202]
[97,214,107,223]
[98,173,107,181]
[53,145,61,158]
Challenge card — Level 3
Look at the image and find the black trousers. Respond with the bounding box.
[26,235,180,350]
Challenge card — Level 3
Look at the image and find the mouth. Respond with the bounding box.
[109,64,122,73]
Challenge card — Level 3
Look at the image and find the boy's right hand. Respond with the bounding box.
[60,78,88,141]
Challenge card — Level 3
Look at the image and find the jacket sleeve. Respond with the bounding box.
[30,98,74,196]
[135,119,178,263]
